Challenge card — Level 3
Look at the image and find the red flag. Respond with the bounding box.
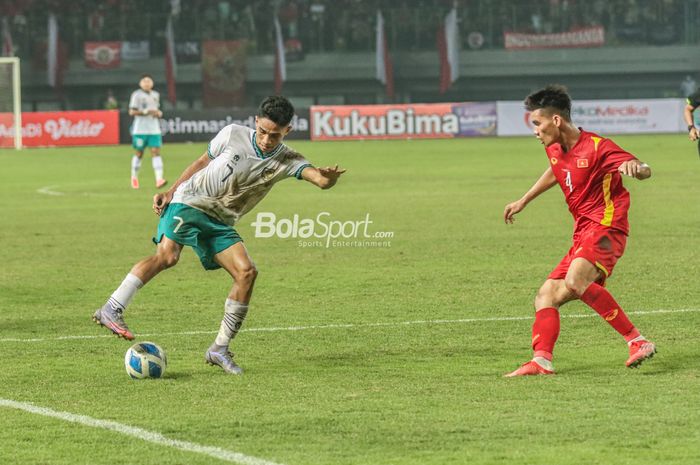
[84,42,121,69]
[438,7,459,94]
[375,10,394,99]
[273,17,286,94]
[165,15,177,104]
[1,17,13,56]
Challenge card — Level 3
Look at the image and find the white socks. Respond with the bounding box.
[131,155,141,178]
[533,356,554,371]
[108,273,144,311]
[215,299,249,347]
[152,156,164,182]
[132,155,164,182]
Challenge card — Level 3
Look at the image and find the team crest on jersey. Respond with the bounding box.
[576,158,589,168]
[550,157,558,165]
[261,167,276,181]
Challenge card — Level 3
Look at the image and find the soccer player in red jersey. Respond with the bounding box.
[503,85,656,377]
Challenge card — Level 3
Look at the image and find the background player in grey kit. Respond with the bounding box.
[128,74,167,189]
[94,95,346,375]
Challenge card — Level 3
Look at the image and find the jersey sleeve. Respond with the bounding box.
[281,148,313,180]
[128,92,139,110]
[598,138,637,173]
[207,125,233,160]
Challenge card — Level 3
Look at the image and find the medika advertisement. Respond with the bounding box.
[310,102,497,141]
[497,99,687,136]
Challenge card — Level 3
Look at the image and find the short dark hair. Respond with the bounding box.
[140,74,153,80]
[524,85,572,121]
[258,96,295,126]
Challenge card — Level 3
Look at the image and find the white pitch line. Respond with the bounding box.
[0,399,285,465]
[1,308,698,344]
[36,185,64,196]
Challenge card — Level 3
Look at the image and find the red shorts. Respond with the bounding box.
[548,226,627,285]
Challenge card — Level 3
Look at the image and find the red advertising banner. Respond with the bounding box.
[84,41,121,69]
[310,102,496,141]
[0,111,15,147]
[0,110,119,147]
[504,26,604,50]
[202,40,247,108]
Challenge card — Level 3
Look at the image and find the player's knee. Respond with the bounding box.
[235,264,258,284]
[563,276,586,298]
[158,250,180,269]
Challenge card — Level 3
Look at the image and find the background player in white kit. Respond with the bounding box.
[94,96,346,375]
[128,74,167,189]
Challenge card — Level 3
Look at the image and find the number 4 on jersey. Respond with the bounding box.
[564,170,573,193]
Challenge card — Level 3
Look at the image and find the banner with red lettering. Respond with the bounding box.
[496,99,686,136]
[504,26,604,50]
[0,110,119,147]
[310,102,496,141]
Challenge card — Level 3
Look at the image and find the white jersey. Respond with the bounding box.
[172,124,312,226]
[129,89,161,135]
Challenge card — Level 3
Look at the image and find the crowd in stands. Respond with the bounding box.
[0,0,691,60]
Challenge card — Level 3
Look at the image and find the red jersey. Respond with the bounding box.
[545,129,637,235]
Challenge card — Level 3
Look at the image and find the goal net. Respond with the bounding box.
[0,57,21,149]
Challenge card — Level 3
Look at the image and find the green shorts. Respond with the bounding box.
[132,134,162,150]
[153,203,243,270]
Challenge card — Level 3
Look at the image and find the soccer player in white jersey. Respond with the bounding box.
[94,96,346,375]
[128,74,167,189]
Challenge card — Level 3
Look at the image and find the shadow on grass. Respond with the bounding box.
[162,371,194,380]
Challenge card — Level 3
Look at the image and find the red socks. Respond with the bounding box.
[528,284,640,361]
[580,283,640,342]
[532,307,560,360]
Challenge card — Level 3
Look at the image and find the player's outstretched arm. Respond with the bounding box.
[504,167,557,224]
[683,104,699,141]
[153,152,211,215]
[301,165,346,189]
[618,160,651,180]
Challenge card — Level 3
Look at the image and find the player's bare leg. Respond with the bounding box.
[94,237,183,339]
[505,280,576,377]
[150,147,167,188]
[205,242,258,375]
[131,149,144,189]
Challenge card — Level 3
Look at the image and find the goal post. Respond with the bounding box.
[0,57,21,149]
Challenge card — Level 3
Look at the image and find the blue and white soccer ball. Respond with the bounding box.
[124,342,167,379]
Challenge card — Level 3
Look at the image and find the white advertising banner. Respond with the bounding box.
[497,99,687,136]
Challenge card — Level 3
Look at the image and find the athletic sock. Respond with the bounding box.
[580,283,640,342]
[532,307,560,361]
[131,155,141,178]
[532,356,554,371]
[108,273,144,311]
[214,299,249,348]
[152,156,164,182]
[627,334,646,346]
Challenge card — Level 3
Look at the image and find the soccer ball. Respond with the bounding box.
[124,342,167,379]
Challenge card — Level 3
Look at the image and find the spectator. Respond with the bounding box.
[104,88,118,110]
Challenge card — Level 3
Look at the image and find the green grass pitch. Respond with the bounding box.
[1,135,699,465]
